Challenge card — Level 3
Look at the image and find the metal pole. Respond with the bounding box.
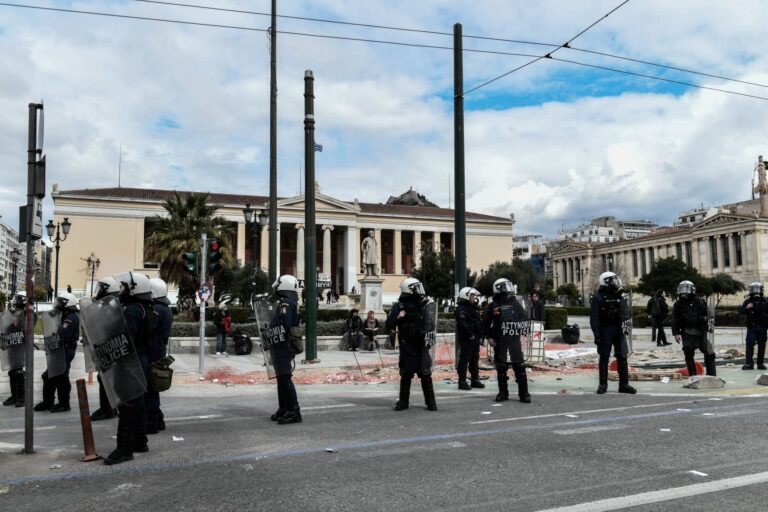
[268,0,278,284]
[304,70,318,363]
[53,232,60,298]
[23,102,41,454]
[198,233,207,374]
[453,23,467,289]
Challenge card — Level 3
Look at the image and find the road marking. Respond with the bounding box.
[0,426,56,434]
[165,414,223,422]
[0,442,24,450]
[301,404,356,411]
[689,470,708,477]
[708,410,762,418]
[531,470,768,512]
[552,424,628,435]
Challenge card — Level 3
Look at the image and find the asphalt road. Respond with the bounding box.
[1,373,768,512]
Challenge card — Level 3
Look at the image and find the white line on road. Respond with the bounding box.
[165,414,223,422]
[532,471,768,512]
[552,424,628,435]
[301,404,356,411]
[0,426,56,434]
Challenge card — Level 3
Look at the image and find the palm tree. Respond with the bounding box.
[144,192,234,312]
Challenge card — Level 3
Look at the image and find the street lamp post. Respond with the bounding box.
[86,254,100,297]
[10,248,21,297]
[46,217,72,298]
[242,204,268,269]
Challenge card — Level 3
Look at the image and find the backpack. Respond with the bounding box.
[223,315,232,334]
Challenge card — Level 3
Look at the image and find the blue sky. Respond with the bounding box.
[1,0,767,239]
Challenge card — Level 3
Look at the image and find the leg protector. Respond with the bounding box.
[597,355,609,394]
[13,370,25,407]
[421,376,437,411]
[50,376,71,412]
[3,371,16,407]
[758,342,767,369]
[683,347,697,377]
[105,403,137,465]
[513,364,530,403]
[745,340,756,367]
[394,373,412,410]
[704,353,717,376]
[616,357,637,394]
[34,371,55,411]
[495,368,509,402]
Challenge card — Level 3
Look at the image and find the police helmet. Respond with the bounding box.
[272,275,299,293]
[400,277,425,297]
[56,292,79,310]
[458,286,480,304]
[493,278,517,296]
[114,272,153,301]
[598,272,622,291]
[677,280,696,297]
[10,294,25,311]
[95,276,120,299]
[149,278,170,305]
[749,282,764,296]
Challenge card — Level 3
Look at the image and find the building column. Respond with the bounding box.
[394,229,402,275]
[260,224,270,273]
[322,225,334,275]
[725,233,733,269]
[373,228,382,273]
[753,230,763,277]
[344,227,357,294]
[414,230,422,268]
[716,234,724,272]
[645,248,652,275]
[295,224,305,279]
[691,238,700,270]
[433,231,441,253]
[236,222,246,265]
[739,231,747,269]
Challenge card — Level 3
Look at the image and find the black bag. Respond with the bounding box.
[150,355,175,392]
[234,334,253,355]
[561,324,581,344]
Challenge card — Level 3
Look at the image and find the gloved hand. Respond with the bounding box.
[594,336,601,346]
[675,335,681,344]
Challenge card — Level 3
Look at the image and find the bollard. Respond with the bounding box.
[76,379,101,462]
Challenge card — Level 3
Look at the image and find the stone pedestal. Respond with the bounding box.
[359,276,385,315]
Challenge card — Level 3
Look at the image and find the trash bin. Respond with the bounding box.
[561,324,580,344]
[234,334,253,355]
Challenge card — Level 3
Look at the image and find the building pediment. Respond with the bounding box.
[549,240,590,256]
[691,212,756,230]
[277,193,359,213]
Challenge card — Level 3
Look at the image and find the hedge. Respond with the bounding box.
[545,308,568,330]
[632,310,744,328]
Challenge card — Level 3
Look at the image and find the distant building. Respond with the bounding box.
[514,234,547,275]
[0,218,26,297]
[557,217,622,243]
[619,219,659,239]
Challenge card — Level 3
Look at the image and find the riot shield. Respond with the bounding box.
[620,292,633,356]
[252,296,278,379]
[497,301,529,365]
[80,296,147,407]
[42,310,67,377]
[706,295,716,353]
[78,298,97,373]
[518,320,534,362]
[0,310,26,371]
[422,300,438,373]
[529,321,546,363]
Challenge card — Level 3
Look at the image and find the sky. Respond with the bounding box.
[1,0,767,239]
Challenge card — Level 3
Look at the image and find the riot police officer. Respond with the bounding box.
[739,282,767,370]
[386,277,437,411]
[104,272,155,464]
[672,280,716,377]
[589,272,636,395]
[1,295,28,407]
[148,278,173,433]
[90,277,120,421]
[268,275,303,425]
[483,278,530,403]
[35,293,80,413]
[456,287,484,391]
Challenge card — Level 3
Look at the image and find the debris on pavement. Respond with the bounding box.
[683,376,726,389]
[173,436,184,442]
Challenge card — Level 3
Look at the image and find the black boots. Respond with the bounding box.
[421,377,437,411]
[495,374,509,402]
[704,354,717,377]
[458,381,471,390]
[277,408,302,424]
[617,357,637,394]
[394,377,411,411]
[91,407,117,421]
[746,343,767,370]
[3,370,24,407]
[470,380,485,389]
[757,343,766,370]
[105,404,136,465]
[513,366,531,403]
[50,376,71,413]
[457,365,470,390]
[34,372,55,411]
[597,357,608,394]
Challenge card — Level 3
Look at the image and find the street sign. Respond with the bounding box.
[197,282,212,301]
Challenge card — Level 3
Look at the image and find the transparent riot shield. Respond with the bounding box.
[0,310,26,371]
[423,300,438,373]
[42,309,67,377]
[706,295,716,353]
[252,296,278,379]
[80,296,147,407]
[620,292,634,356]
[519,320,534,362]
[78,298,97,373]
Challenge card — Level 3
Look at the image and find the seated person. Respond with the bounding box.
[362,310,380,351]
[342,309,364,351]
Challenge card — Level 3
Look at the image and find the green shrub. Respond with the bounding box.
[563,306,591,316]
[545,307,568,330]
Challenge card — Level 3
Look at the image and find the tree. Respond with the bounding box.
[0,292,6,311]
[556,283,580,303]
[707,273,746,306]
[474,259,540,298]
[144,192,233,316]
[214,262,270,304]
[34,287,48,302]
[636,257,707,297]
[411,250,455,300]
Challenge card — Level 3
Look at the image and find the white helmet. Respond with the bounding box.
[56,292,79,310]
[10,294,25,311]
[400,277,425,296]
[458,286,480,303]
[149,278,170,304]
[677,280,696,296]
[96,276,120,298]
[598,271,622,291]
[272,275,299,293]
[114,272,153,300]
[749,282,764,296]
[493,278,516,295]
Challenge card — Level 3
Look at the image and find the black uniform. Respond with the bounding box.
[455,298,484,390]
[48,308,79,412]
[270,294,302,424]
[91,291,120,422]
[482,294,530,403]
[146,300,172,432]
[1,305,29,408]
[589,288,636,394]
[739,294,768,369]
[386,294,436,411]
[671,295,716,377]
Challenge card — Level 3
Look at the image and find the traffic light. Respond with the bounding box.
[182,251,198,274]
[208,239,224,272]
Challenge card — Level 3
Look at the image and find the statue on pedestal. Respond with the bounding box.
[361,230,379,277]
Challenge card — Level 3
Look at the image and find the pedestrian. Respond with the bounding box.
[387,277,437,411]
[529,290,546,322]
[671,280,716,377]
[213,303,231,356]
[268,275,303,424]
[590,272,636,395]
[326,289,332,305]
[90,277,121,422]
[148,278,173,433]
[484,278,530,403]
[342,309,363,351]
[66,284,72,294]
[1,295,29,408]
[739,282,767,370]
[646,290,670,346]
[362,310,379,351]
[456,287,484,391]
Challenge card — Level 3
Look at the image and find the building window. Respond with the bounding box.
[709,237,718,268]
[608,230,613,235]
[649,248,655,270]
[632,250,638,277]
[676,243,682,259]
[685,241,692,266]
[734,233,743,266]
[381,230,394,274]
[722,237,730,268]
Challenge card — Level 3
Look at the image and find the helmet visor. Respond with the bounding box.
[495,281,515,294]
[677,282,695,296]
[409,282,426,296]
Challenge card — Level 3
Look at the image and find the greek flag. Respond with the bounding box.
[314,143,323,152]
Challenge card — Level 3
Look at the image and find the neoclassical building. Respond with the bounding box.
[50,185,514,302]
